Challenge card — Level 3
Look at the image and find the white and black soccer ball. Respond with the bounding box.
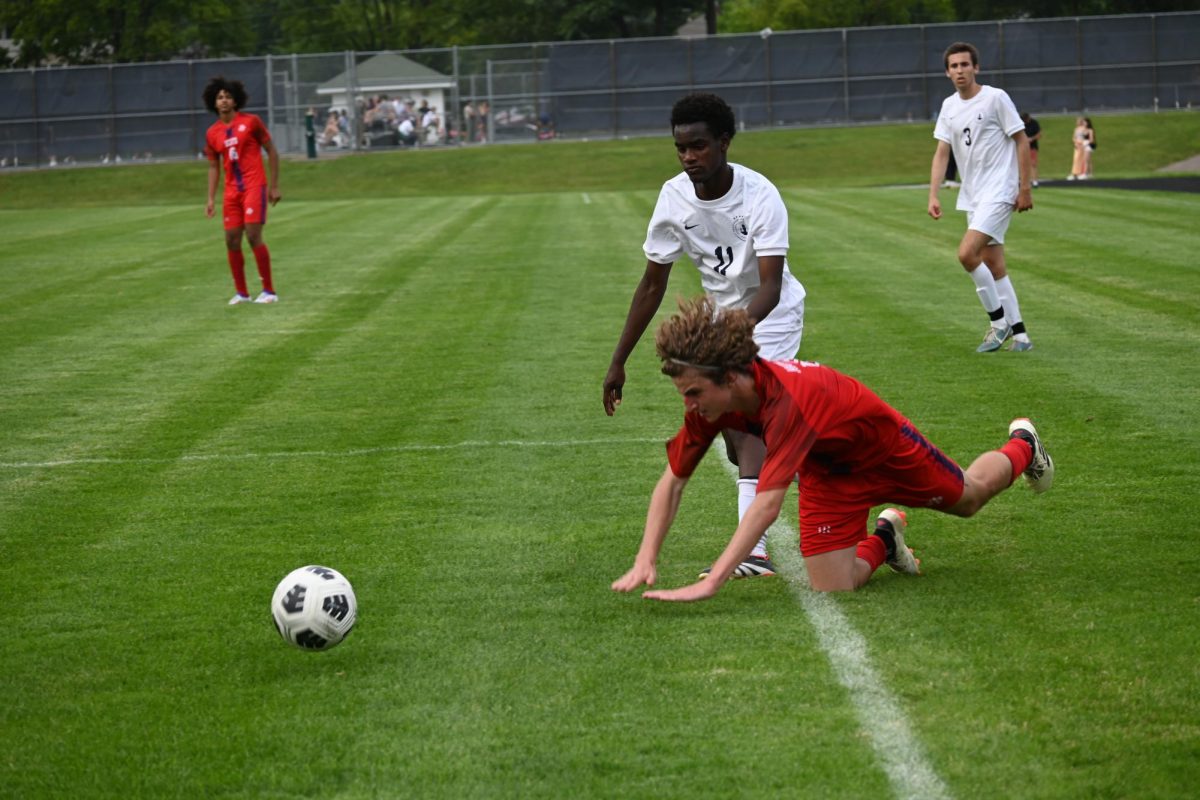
[271,565,357,651]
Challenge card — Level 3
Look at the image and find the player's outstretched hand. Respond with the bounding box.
[611,562,656,592]
[642,578,719,603]
[603,363,626,416]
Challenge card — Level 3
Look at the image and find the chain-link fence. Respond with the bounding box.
[2,12,1198,168]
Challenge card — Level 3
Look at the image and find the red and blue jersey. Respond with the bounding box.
[205,112,271,194]
[666,358,950,493]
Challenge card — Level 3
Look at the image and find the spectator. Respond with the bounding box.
[422,106,442,144]
[463,101,477,142]
[1084,117,1097,178]
[1021,112,1041,187]
[477,101,490,143]
[321,111,342,148]
[1069,117,1089,180]
[398,116,417,147]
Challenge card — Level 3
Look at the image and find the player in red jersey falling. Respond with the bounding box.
[203,76,281,305]
[612,296,1054,600]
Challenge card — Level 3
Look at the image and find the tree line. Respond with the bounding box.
[2,0,1197,67]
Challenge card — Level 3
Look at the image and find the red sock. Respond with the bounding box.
[855,535,887,572]
[227,250,248,296]
[252,244,274,294]
[1000,438,1033,485]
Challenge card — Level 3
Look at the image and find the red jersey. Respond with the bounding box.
[666,358,939,493]
[205,112,271,194]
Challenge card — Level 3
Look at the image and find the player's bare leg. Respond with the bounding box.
[700,430,775,579]
[959,230,1010,351]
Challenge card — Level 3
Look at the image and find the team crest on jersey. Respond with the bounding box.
[731,215,749,241]
[238,124,247,132]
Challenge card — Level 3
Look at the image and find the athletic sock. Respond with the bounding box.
[252,244,274,294]
[227,250,249,297]
[737,478,769,558]
[1000,437,1034,485]
[995,275,1029,340]
[856,535,888,572]
[969,264,1004,324]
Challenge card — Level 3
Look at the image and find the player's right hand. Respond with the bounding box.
[928,198,942,220]
[205,200,214,218]
[602,363,625,416]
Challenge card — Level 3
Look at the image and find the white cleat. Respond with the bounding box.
[253,291,278,304]
[1008,418,1054,493]
[878,508,920,575]
[228,293,252,305]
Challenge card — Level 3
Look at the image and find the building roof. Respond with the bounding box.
[317,52,454,95]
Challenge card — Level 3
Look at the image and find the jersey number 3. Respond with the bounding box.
[962,127,973,146]
[712,246,734,276]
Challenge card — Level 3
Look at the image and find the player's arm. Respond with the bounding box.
[205,156,220,218]
[603,259,673,415]
[263,137,282,205]
[928,140,951,220]
[642,486,786,602]
[611,465,689,592]
[1011,130,1033,212]
[745,255,784,324]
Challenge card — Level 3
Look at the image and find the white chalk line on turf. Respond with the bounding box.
[0,436,666,470]
[717,460,952,800]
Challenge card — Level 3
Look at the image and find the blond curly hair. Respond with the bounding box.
[655,296,759,379]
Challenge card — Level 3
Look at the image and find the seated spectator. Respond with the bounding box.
[398,116,417,146]
[320,112,342,147]
[422,106,442,144]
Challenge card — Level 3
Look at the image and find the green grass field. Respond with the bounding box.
[2,112,1199,799]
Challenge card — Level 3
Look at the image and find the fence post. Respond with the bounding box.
[108,64,118,162]
[1150,14,1159,110]
[346,50,359,151]
[610,40,618,139]
[30,66,39,168]
[1076,17,1084,111]
[841,28,850,122]
[265,54,275,134]
[764,29,774,128]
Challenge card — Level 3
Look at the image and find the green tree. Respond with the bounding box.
[719,0,955,33]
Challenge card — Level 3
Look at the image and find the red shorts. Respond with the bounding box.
[796,424,965,557]
[222,186,269,230]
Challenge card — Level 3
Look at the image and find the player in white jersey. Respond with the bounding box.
[603,93,806,579]
[928,42,1035,353]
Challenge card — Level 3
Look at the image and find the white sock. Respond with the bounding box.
[969,264,1004,326]
[737,478,769,558]
[995,275,1030,341]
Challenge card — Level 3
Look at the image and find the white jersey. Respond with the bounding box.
[643,163,805,317]
[934,85,1024,211]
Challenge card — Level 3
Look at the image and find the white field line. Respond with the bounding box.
[718,460,953,800]
[0,436,666,470]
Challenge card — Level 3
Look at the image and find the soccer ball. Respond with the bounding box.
[271,565,357,651]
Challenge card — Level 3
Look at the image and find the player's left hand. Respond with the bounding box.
[269,188,282,206]
[642,578,719,603]
[1015,189,1033,212]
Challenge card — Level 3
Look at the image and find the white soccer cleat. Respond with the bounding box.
[1008,418,1054,493]
[253,291,278,304]
[228,293,251,305]
[878,508,920,575]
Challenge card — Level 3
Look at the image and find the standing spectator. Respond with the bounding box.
[203,76,280,305]
[477,101,490,143]
[1021,112,1041,187]
[928,42,1035,353]
[1069,117,1089,180]
[603,93,806,579]
[611,296,1054,600]
[1084,117,1097,178]
[463,101,477,143]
